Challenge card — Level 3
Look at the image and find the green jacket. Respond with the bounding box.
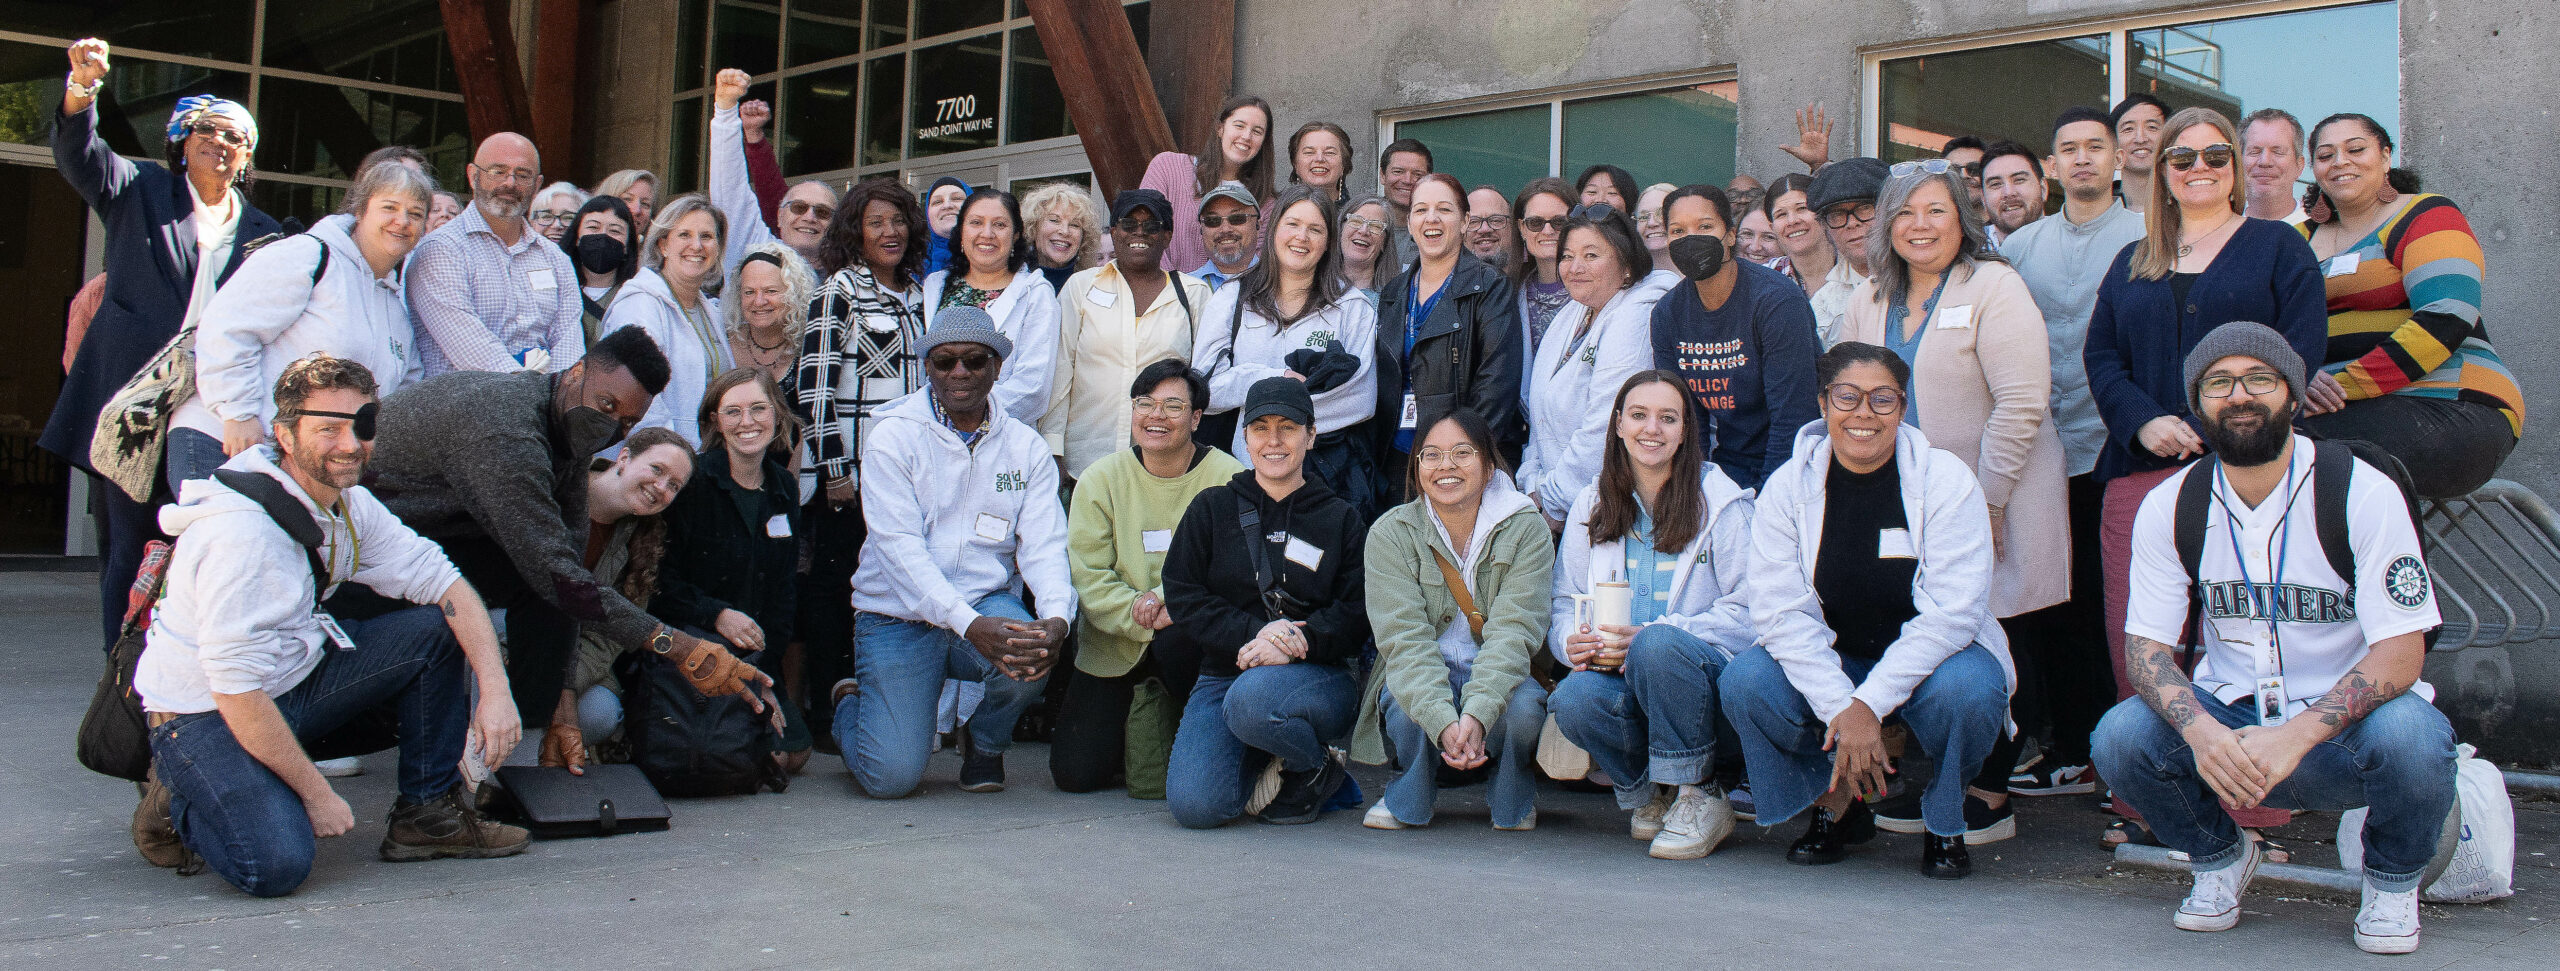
[1351,484,1553,765]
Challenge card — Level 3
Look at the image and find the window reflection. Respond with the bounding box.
[252,75,470,187]
[0,0,257,65]
[909,38,1000,158]
[1563,83,1739,188]
[1395,105,1549,195]
[259,0,457,90]
[2129,2,2398,144]
[784,63,861,174]
[1880,37,2110,164]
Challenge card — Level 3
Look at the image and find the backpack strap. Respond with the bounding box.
[211,469,331,597]
[1432,547,1485,641]
[2310,441,2358,589]
[1235,494,1279,620]
[2172,457,2218,666]
[1169,272,1195,325]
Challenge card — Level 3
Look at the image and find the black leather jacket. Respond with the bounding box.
[1370,253,1525,468]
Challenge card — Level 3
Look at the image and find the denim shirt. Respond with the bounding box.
[1623,505,1680,625]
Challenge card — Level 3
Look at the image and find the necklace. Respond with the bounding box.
[746,326,789,351]
[2177,212,2240,258]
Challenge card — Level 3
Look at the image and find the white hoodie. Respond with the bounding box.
[137,446,464,714]
[850,390,1075,632]
[605,268,732,447]
[921,265,1063,428]
[1550,468,1758,665]
[1192,281,1378,450]
[176,215,421,439]
[1517,284,1661,520]
[1748,420,2015,724]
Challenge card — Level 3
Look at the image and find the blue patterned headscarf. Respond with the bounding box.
[166,95,257,148]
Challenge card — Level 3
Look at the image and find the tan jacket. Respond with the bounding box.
[1841,259,2068,617]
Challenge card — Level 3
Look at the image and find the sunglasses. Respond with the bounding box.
[1821,202,1877,229]
[293,402,380,440]
[1568,203,1617,221]
[1198,211,1257,228]
[186,120,249,148]
[1113,216,1169,234]
[927,350,994,372]
[1518,215,1566,233]
[2163,144,2236,172]
[782,199,836,222]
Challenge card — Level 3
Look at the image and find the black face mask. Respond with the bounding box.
[563,405,626,455]
[574,233,627,276]
[1668,233,1728,282]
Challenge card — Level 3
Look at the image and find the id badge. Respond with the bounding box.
[2254,677,2287,726]
[1399,393,1418,430]
[315,610,357,651]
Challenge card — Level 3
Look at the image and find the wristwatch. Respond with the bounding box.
[649,626,676,656]
[65,73,105,99]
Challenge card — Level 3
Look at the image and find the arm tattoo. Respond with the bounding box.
[442,599,459,618]
[2125,634,2201,730]
[2305,670,2401,730]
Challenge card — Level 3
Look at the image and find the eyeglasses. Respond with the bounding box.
[474,162,540,186]
[1464,215,1511,231]
[1341,216,1388,235]
[2163,144,2236,172]
[184,120,249,148]
[1132,396,1192,417]
[529,209,575,227]
[1890,158,1954,178]
[1416,444,1480,466]
[1199,211,1257,228]
[1113,217,1169,234]
[1518,215,1565,233]
[1822,203,1878,229]
[782,199,837,222]
[927,350,994,372]
[1634,209,1665,228]
[1824,384,1905,415]
[2197,372,2283,399]
[717,401,776,423]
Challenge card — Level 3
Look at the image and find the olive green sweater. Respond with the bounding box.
[1350,483,1553,765]
[1066,444,1246,677]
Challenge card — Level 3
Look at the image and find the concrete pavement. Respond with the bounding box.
[3,570,2552,969]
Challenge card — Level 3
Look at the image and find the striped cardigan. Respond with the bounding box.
[2303,194,2522,435]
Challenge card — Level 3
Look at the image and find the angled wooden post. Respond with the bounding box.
[1022,0,1178,197]
[436,0,539,150]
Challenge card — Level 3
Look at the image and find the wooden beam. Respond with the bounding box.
[1023,0,1177,197]
[529,0,590,182]
[436,0,538,151]
[1147,0,1234,151]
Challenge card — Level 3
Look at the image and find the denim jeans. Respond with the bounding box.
[1551,624,1734,810]
[148,605,468,897]
[2091,688,2456,891]
[1166,662,1357,829]
[1721,643,2007,837]
[1380,674,1546,828]
[164,426,232,494]
[831,593,1046,798]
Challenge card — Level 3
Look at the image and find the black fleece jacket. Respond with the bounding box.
[1159,469,1369,678]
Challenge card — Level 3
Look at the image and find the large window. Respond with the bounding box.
[0,0,470,224]
[1384,75,1738,200]
[671,0,1149,189]
[1871,1,2398,167]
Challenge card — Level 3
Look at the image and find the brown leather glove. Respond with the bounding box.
[677,635,762,699]
[538,721,585,775]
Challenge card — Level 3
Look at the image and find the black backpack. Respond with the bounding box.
[614,648,788,797]
[2170,437,2438,658]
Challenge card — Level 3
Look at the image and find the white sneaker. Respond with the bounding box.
[1493,810,1537,832]
[2173,834,2261,932]
[1628,785,1674,840]
[2354,881,2423,954]
[1362,802,1408,830]
[1648,785,1734,860]
[315,756,364,778]
[1244,758,1287,815]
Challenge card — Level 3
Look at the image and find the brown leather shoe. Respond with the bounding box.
[131,767,190,869]
[380,786,530,862]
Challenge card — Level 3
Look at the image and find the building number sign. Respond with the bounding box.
[919,95,995,140]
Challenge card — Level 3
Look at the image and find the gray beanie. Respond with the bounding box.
[2183,321,2306,409]
[921,305,1013,360]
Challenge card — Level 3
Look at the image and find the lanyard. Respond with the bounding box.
[2214,460,2301,681]
[318,501,356,589]
[680,304,723,388]
[1881,273,1948,423]
[1405,272,1449,361]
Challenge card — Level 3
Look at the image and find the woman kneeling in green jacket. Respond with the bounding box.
[1352,411,1555,830]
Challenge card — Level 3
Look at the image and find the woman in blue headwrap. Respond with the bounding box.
[51,37,283,653]
[918,176,969,279]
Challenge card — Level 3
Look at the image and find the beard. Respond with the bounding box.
[2202,398,2294,466]
[287,443,366,492]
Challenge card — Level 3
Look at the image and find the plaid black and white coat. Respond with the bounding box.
[796,263,924,497]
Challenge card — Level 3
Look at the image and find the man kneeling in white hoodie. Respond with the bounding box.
[836,306,1075,797]
[134,354,527,898]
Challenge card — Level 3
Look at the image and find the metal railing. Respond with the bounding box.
[2422,480,2560,652]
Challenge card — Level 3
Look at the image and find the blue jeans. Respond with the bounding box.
[1380,674,1546,828]
[1551,624,1733,809]
[2092,688,2456,891]
[148,606,468,897]
[1721,643,2007,837]
[831,593,1046,798]
[1166,662,1357,829]
[165,426,231,494]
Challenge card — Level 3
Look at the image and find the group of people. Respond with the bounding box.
[51,34,2515,954]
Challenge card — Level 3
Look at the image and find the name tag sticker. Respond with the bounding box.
[315,610,356,651]
[974,512,1011,543]
[1936,305,1975,330]
[1284,535,1324,570]
[1142,528,1173,554]
[766,514,793,539]
[1087,286,1117,309]
[1877,527,1917,559]
[527,268,557,291]
[2326,253,2361,277]
[1399,393,1418,430]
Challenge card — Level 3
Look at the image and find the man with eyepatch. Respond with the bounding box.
[838,306,1074,798]
[132,355,529,897]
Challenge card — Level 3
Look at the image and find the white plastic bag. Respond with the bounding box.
[2336,744,2515,903]
[1536,714,1591,780]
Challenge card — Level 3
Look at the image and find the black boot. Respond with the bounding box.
[1786,799,1875,865]
[1922,833,1972,879]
